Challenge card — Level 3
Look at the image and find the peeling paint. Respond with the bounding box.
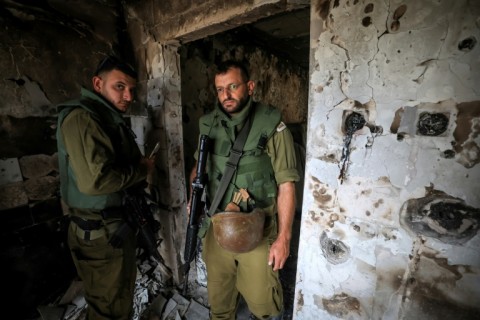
[453,101,480,168]
[322,292,362,318]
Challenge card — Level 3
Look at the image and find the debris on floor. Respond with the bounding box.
[35,257,210,320]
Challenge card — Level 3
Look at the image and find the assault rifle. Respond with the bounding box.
[183,134,210,295]
[109,183,163,263]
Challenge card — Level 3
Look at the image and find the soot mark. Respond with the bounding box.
[390,4,407,32]
[339,112,366,184]
[364,3,374,13]
[362,16,372,27]
[338,111,382,183]
[400,192,480,245]
[458,36,477,52]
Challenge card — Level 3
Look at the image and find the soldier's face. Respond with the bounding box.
[215,67,254,115]
[92,69,136,113]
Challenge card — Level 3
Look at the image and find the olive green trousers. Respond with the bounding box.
[68,222,137,320]
[202,224,283,320]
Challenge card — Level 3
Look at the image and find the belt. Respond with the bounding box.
[70,216,105,241]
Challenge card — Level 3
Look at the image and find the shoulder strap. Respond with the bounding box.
[207,114,253,216]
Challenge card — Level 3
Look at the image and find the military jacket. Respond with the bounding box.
[56,88,146,213]
[199,99,281,212]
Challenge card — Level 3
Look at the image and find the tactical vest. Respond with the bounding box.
[56,89,140,210]
[199,102,281,213]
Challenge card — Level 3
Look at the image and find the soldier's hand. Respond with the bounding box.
[141,156,156,175]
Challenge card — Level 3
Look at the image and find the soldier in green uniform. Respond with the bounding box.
[188,60,299,320]
[56,56,156,320]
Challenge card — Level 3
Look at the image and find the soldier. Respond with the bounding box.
[188,60,299,320]
[56,56,155,319]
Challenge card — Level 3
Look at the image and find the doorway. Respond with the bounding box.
[179,7,310,319]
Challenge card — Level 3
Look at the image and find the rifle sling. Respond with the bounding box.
[208,113,253,217]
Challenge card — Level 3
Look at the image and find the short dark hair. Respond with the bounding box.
[94,55,138,79]
[216,60,250,82]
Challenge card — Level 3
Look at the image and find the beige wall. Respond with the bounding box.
[295,0,480,319]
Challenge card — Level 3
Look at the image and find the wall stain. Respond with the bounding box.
[403,246,480,318]
[362,16,372,27]
[389,4,407,32]
[373,198,384,208]
[315,0,331,20]
[322,292,362,318]
[458,36,477,52]
[393,4,407,20]
[309,210,321,222]
[364,3,374,13]
[453,101,480,168]
[296,289,304,310]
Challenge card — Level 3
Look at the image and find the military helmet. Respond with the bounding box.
[211,208,265,253]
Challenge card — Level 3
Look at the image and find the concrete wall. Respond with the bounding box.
[0,1,128,317]
[295,0,480,319]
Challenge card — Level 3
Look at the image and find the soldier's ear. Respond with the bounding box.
[92,76,103,93]
[247,80,255,95]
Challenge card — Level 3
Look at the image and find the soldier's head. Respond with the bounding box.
[92,55,137,113]
[214,60,255,115]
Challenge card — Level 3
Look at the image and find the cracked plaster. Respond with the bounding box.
[296,0,480,319]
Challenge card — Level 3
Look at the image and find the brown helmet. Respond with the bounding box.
[211,208,265,253]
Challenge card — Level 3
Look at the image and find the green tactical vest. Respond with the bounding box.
[56,88,139,210]
[199,101,281,213]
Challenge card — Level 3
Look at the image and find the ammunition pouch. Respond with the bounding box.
[211,208,265,253]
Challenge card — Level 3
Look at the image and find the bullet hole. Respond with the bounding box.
[364,3,374,13]
[417,112,449,136]
[345,112,366,134]
[366,210,371,216]
[333,0,340,8]
[397,50,401,53]
[393,4,407,20]
[441,149,455,159]
[362,16,372,27]
[339,112,366,183]
[458,36,477,52]
[320,232,350,264]
[353,225,360,232]
[400,194,480,245]
[7,78,26,86]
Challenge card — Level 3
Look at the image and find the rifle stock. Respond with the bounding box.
[183,134,210,295]
[109,184,162,263]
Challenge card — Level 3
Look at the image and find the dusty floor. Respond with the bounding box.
[35,215,300,320]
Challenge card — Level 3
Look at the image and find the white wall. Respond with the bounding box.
[294,0,480,319]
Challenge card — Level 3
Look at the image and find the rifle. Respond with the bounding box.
[109,184,163,263]
[183,134,210,295]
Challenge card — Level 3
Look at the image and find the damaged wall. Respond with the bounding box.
[295,0,480,319]
[0,1,138,318]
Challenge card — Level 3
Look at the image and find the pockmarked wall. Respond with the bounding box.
[295,0,480,319]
